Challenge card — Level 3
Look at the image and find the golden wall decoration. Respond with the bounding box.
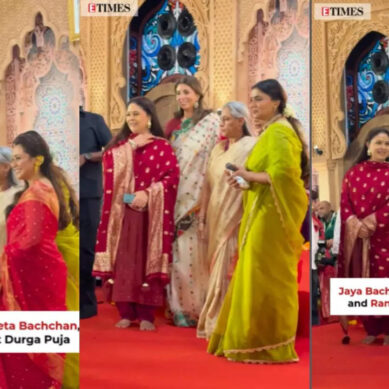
[89,17,111,121]
[311,20,329,160]
[209,0,235,108]
[81,0,212,131]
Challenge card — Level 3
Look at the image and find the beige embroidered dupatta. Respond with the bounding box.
[197,137,257,338]
[93,142,135,274]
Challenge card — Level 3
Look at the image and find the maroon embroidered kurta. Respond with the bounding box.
[338,160,389,337]
[338,160,389,278]
[94,136,179,306]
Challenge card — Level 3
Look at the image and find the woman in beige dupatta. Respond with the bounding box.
[197,102,257,339]
[165,76,220,327]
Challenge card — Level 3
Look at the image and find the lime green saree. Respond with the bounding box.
[56,185,80,389]
[207,117,307,363]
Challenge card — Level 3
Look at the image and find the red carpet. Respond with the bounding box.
[80,251,309,388]
[297,248,310,338]
[81,303,309,389]
[312,323,389,389]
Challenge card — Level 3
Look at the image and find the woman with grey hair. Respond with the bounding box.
[0,147,21,252]
[196,101,257,339]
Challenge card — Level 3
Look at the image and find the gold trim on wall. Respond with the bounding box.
[68,0,80,42]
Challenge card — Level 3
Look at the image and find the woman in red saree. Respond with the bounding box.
[0,131,70,388]
[94,97,179,331]
[338,127,389,345]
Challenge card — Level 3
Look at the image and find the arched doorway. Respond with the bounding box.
[344,31,389,145]
[126,0,200,129]
[3,12,84,184]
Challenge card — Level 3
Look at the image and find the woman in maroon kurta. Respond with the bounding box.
[338,127,389,344]
[93,97,179,331]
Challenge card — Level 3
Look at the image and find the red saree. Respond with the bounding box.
[338,160,389,336]
[0,180,67,389]
[94,136,179,307]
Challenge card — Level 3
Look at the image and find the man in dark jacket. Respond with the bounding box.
[80,108,112,318]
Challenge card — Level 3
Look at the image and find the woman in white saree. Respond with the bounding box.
[166,76,220,327]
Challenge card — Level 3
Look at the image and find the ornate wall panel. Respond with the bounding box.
[237,0,308,63]
[89,17,111,123]
[312,0,389,205]
[80,12,91,104]
[312,14,329,160]
[110,16,131,130]
[244,2,309,136]
[209,0,234,108]
[247,22,262,89]
[277,27,309,134]
[237,0,269,62]
[0,1,69,75]
[0,2,82,186]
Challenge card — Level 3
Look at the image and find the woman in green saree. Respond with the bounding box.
[208,79,309,363]
[55,179,79,388]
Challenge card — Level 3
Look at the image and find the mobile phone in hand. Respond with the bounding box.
[123,193,135,204]
[225,163,238,172]
[225,163,250,189]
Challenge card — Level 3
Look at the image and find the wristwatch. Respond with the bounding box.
[84,152,93,161]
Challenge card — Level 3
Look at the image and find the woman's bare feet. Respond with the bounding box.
[383,336,389,345]
[115,319,131,328]
[140,320,156,331]
[362,335,376,344]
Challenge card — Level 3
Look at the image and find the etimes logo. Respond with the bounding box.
[81,0,138,16]
[321,6,364,17]
[314,3,371,20]
[87,3,132,13]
